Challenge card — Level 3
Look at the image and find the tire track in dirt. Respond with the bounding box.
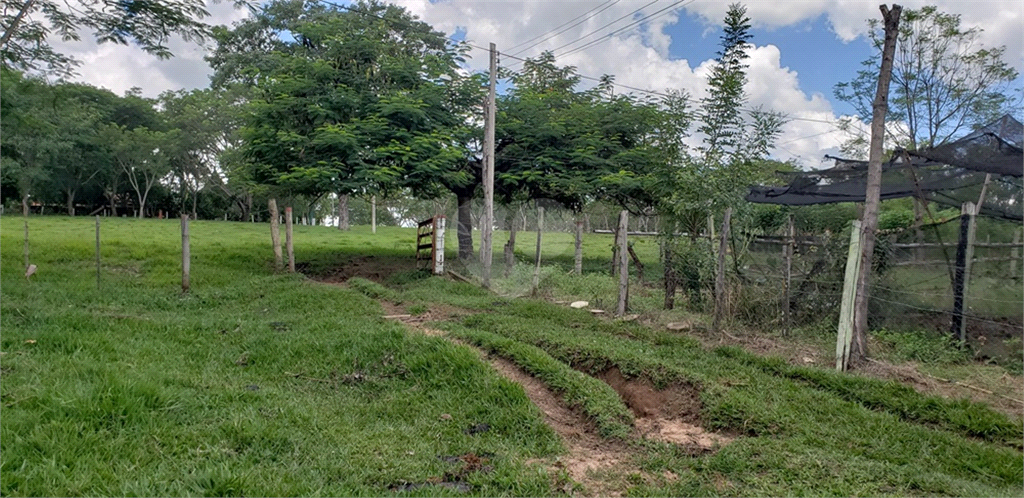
[379,305,639,496]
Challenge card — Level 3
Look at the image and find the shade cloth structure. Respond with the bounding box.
[746,114,1023,220]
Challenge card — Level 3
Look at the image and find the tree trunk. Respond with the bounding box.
[191,189,198,220]
[22,193,28,217]
[66,189,75,216]
[338,194,349,230]
[137,190,147,218]
[457,191,474,260]
[851,4,902,366]
[713,208,732,334]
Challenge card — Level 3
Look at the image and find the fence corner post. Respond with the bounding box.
[836,220,863,371]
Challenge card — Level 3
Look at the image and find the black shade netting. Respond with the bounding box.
[747,114,1023,221]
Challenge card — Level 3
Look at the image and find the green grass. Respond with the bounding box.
[429,295,1023,496]
[3,216,1021,497]
[1,217,559,496]
[447,325,633,439]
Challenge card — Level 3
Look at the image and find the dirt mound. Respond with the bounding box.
[596,367,732,451]
[311,256,418,283]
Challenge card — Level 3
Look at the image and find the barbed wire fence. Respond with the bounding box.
[728,211,1023,366]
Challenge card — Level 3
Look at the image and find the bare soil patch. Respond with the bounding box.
[379,301,468,329]
[379,309,640,496]
[489,357,638,497]
[310,255,418,283]
[596,367,732,452]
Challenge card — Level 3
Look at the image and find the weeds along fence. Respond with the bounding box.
[732,213,1023,352]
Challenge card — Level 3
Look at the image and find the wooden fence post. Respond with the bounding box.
[504,215,517,277]
[836,220,863,371]
[23,217,29,270]
[664,239,676,310]
[617,210,629,316]
[96,215,101,290]
[285,206,295,273]
[269,198,282,271]
[611,223,620,277]
[434,216,446,275]
[181,214,190,293]
[531,207,544,296]
[1010,228,1021,278]
[783,214,794,336]
[574,219,583,275]
[950,202,977,343]
[713,208,732,333]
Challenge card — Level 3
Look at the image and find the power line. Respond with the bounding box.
[506,0,621,56]
[513,0,661,65]
[555,0,697,60]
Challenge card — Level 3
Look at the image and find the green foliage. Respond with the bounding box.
[1,0,224,76]
[834,5,1019,150]
[873,328,970,364]
[212,0,474,202]
[496,54,678,214]
[878,208,915,231]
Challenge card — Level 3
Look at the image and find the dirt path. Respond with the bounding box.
[375,301,736,496]
[380,310,638,496]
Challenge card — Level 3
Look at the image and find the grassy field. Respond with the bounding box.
[1,216,1021,496]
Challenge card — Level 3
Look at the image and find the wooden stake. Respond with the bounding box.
[23,217,29,270]
[181,214,190,293]
[713,208,732,333]
[269,198,282,272]
[837,221,863,371]
[371,195,377,234]
[481,42,497,289]
[1010,228,1021,278]
[96,215,101,290]
[531,207,544,296]
[951,202,977,343]
[783,214,794,336]
[664,239,676,310]
[504,212,517,277]
[574,220,583,275]
[616,210,629,316]
[285,206,295,273]
[852,4,902,366]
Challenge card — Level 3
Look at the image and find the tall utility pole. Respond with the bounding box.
[481,42,497,288]
[851,4,902,366]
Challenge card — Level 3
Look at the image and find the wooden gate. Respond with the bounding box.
[416,216,446,275]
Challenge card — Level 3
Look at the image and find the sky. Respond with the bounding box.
[48,0,1024,170]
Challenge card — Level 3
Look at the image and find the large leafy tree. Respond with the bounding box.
[835,5,1019,151]
[210,0,472,212]
[99,124,174,218]
[159,87,252,219]
[497,54,675,214]
[0,0,242,76]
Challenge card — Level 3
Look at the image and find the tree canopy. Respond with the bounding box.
[834,5,1019,153]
